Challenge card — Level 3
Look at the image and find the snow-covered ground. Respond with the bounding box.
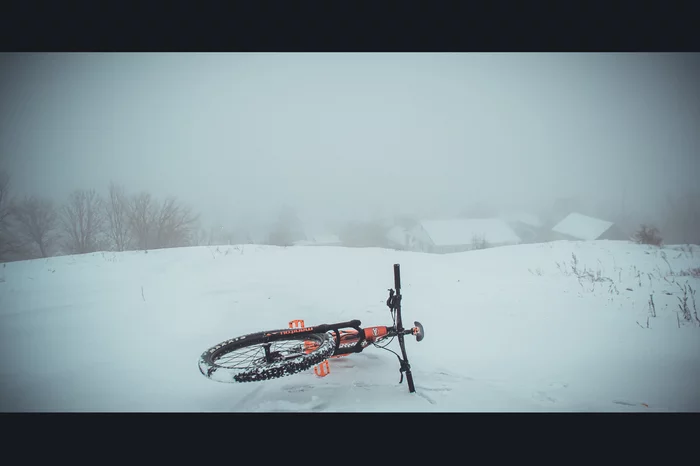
[1,240,699,412]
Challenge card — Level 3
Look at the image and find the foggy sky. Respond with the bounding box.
[1,53,698,231]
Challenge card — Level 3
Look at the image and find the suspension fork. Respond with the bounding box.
[391,264,416,393]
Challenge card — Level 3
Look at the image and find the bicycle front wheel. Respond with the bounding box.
[198,330,336,383]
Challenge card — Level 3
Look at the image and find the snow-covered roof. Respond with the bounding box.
[313,234,341,243]
[294,233,342,246]
[297,219,342,244]
[551,212,613,240]
[419,219,521,246]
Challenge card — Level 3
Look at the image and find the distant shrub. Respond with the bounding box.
[677,267,700,278]
[471,234,489,250]
[633,225,663,246]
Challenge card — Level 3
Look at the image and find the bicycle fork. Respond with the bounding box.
[289,319,335,377]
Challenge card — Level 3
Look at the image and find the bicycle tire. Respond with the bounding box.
[198,330,336,383]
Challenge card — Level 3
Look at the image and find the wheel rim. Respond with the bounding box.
[211,334,325,371]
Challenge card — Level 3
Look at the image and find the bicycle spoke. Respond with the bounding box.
[213,337,316,369]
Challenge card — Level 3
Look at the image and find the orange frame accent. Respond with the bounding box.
[291,320,413,377]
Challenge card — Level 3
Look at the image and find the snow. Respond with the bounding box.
[420,218,521,246]
[1,241,699,412]
[552,212,615,241]
[294,234,342,246]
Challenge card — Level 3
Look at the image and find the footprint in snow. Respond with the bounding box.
[261,399,328,412]
[311,401,329,411]
[283,384,315,393]
[416,391,437,405]
[415,385,452,393]
[352,381,374,390]
[432,371,474,382]
[612,400,649,408]
[532,391,557,403]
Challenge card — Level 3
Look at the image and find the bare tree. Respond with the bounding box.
[105,182,132,252]
[128,191,156,250]
[60,188,105,254]
[152,196,199,249]
[0,170,24,261]
[471,234,489,250]
[0,170,9,226]
[10,195,58,258]
[632,224,663,246]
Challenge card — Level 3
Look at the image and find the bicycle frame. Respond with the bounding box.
[260,264,422,392]
[264,321,417,356]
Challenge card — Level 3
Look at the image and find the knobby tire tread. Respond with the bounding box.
[198,330,335,383]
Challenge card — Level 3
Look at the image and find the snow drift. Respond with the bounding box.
[0,240,698,412]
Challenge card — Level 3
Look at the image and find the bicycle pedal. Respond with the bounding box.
[313,360,330,377]
[289,319,305,328]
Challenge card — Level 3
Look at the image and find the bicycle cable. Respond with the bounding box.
[373,298,398,349]
[371,300,409,383]
[375,287,412,384]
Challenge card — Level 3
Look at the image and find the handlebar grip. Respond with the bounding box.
[394,263,401,291]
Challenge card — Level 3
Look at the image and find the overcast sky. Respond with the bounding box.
[1,53,698,230]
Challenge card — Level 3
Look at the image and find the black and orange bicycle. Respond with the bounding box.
[198,264,425,393]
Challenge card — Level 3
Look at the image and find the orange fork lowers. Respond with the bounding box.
[289,319,332,377]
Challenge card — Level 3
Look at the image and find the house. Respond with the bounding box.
[385,224,427,252]
[500,211,545,244]
[385,225,410,250]
[413,218,522,254]
[293,221,343,247]
[293,233,342,247]
[543,197,584,230]
[549,212,628,241]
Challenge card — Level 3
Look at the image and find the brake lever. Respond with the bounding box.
[386,288,395,309]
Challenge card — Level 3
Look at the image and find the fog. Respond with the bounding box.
[1,53,699,238]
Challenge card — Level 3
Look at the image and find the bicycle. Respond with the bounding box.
[198,263,425,393]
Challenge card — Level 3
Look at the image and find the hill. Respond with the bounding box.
[0,241,698,412]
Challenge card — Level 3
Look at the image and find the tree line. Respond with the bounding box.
[0,169,200,262]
